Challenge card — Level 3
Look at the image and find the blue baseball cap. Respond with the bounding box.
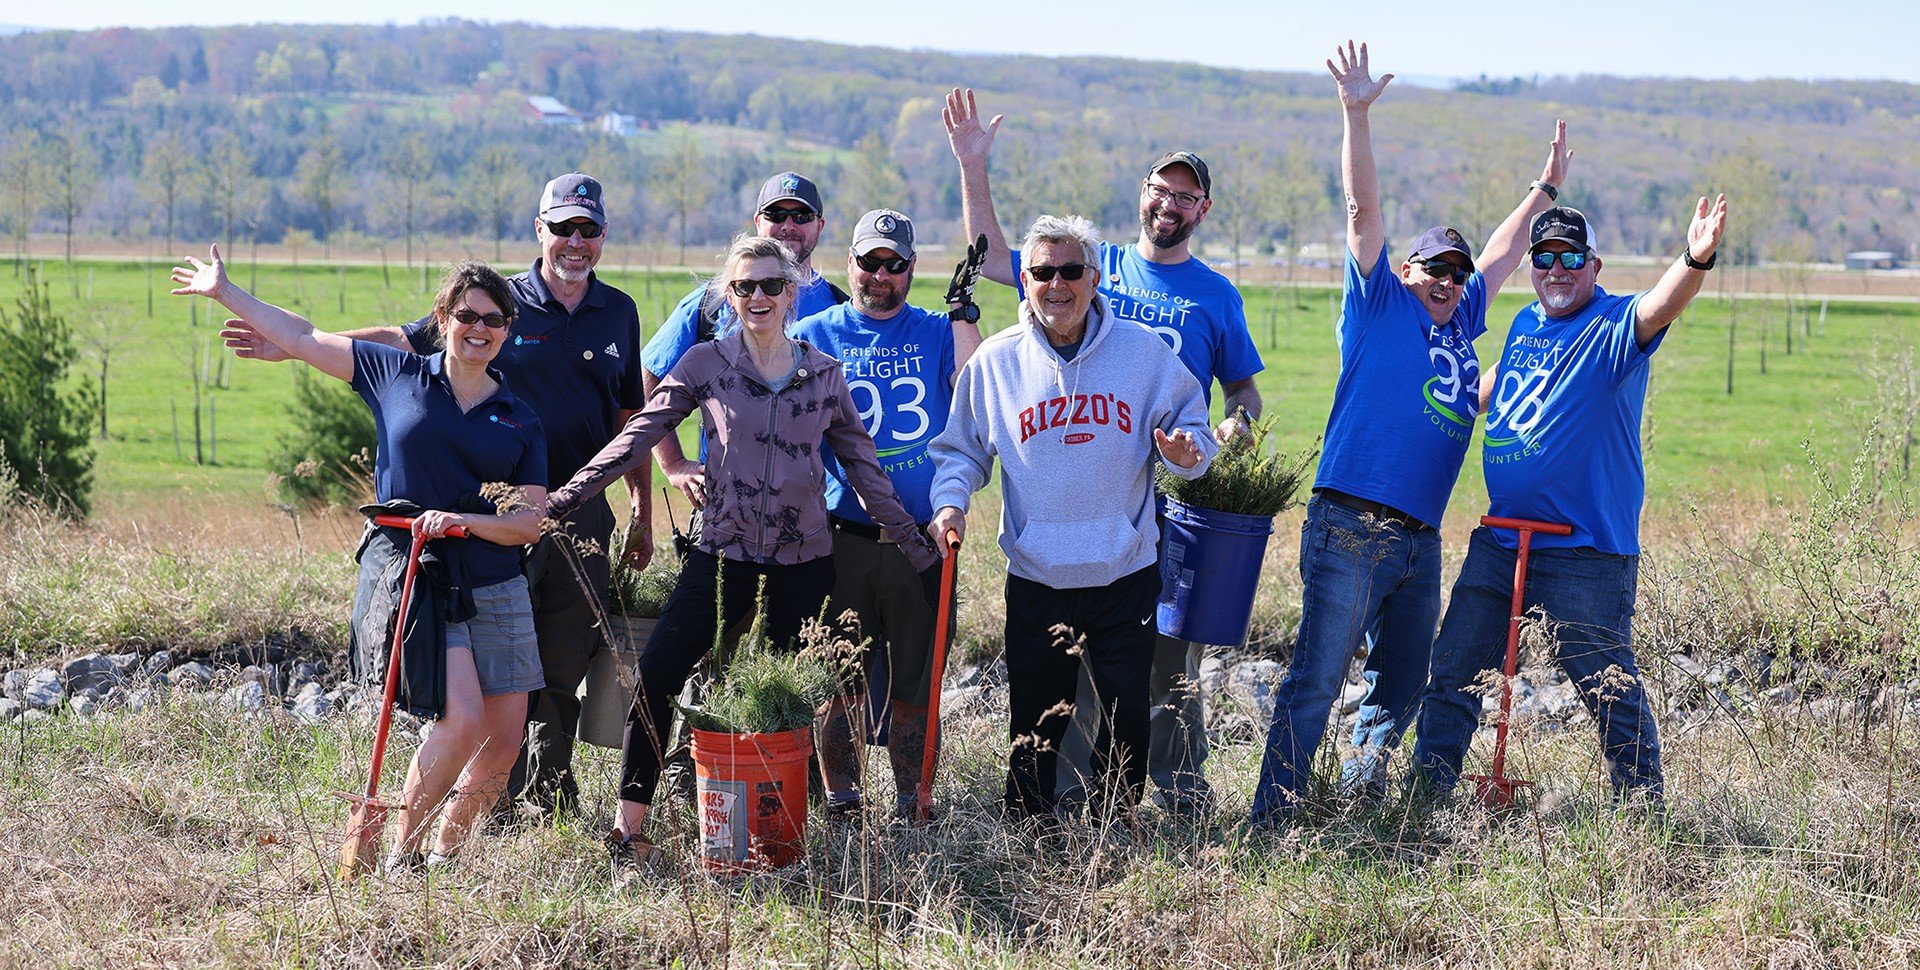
[1407,225,1474,271]
[539,173,606,227]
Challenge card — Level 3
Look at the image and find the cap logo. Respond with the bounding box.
[782,176,799,192]
[575,184,588,197]
[876,214,896,233]
[1445,229,1462,243]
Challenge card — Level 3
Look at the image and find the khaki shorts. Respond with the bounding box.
[826,529,943,704]
[446,576,544,696]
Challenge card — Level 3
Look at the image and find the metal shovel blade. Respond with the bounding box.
[335,791,394,882]
[1464,773,1533,811]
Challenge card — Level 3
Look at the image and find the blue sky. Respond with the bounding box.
[15,1,1919,84]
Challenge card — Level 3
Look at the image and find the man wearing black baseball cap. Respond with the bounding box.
[221,171,650,821]
[1413,190,1728,809]
[1249,41,1571,825]
[945,87,1263,814]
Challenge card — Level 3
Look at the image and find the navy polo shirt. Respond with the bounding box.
[404,261,646,490]
[351,341,548,586]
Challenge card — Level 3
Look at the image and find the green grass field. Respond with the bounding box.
[2,256,1907,517]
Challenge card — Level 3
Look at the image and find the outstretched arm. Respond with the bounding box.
[1331,40,1393,276]
[172,244,354,382]
[1478,119,1572,296]
[944,87,1017,288]
[1636,194,1729,345]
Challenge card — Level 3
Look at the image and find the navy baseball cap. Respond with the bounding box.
[539,173,606,227]
[756,172,823,215]
[1148,150,1212,197]
[1529,206,1593,254]
[1407,226,1475,271]
[851,209,915,261]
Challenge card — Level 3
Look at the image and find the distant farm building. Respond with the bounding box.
[598,112,645,136]
[1845,250,1897,270]
[524,96,580,126]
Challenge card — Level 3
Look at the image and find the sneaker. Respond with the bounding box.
[605,829,660,881]
[381,849,426,878]
[824,798,864,834]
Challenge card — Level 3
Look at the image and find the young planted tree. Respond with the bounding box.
[464,143,524,263]
[0,268,95,516]
[2,131,48,274]
[49,127,101,289]
[201,133,256,254]
[384,133,435,270]
[141,133,192,259]
[648,128,710,267]
[297,134,345,259]
[841,129,907,221]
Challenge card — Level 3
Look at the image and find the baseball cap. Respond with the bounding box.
[756,172,823,215]
[1147,150,1212,197]
[850,209,915,261]
[1529,206,1593,254]
[1407,226,1475,271]
[539,173,606,227]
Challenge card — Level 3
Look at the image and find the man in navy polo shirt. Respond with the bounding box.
[226,172,648,818]
[1412,194,1728,807]
[1248,42,1571,823]
[945,87,1263,813]
[792,208,982,820]
[641,172,850,510]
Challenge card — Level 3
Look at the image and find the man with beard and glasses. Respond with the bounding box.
[220,172,649,821]
[1248,41,1571,825]
[790,208,983,822]
[945,87,1263,815]
[1408,194,1728,811]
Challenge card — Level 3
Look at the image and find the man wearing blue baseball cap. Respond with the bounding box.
[1248,41,1572,824]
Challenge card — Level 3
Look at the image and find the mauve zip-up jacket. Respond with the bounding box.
[548,331,937,572]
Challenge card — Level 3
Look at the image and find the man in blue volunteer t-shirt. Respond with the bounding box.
[1411,194,1729,806]
[791,208,983,820]
[1249,41,1571,823]
[945,87,1263,812]
[640,172,849,509]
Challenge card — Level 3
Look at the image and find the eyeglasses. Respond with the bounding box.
[759,208,818,225]
[1143,181,1204,211]
[1531,250,1590,271]
[450,308,509,330]
[855,253,911,275]
[1026,262,1089,283]
[1416,259,1471,285]
[728,277,790,298]
[544,220,604,239]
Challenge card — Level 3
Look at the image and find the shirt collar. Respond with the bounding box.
[525,259,607,312]
[426,351,516,411]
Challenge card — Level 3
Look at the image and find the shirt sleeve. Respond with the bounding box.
[349,340,411,408]
[1339,242,1398,346]
[548,369,699,520]
[641,288,705,377]
[928,352,997,513]
[401,315,438,355]
[1214,285,1264,383]
[1602,293,1659,386]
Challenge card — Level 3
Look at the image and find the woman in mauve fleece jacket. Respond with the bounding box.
[547,235,936,867]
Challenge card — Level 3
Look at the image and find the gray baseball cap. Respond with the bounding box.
[539,172,607,227]
[850,209,915,261]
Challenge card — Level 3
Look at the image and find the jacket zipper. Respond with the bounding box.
[757,385,778,555]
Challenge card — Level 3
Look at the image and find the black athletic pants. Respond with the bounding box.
[1002,564,1160,817]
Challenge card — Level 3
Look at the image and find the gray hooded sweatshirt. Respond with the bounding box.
[929,294,1216,589]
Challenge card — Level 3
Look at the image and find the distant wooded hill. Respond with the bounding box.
[1,21,1913,267]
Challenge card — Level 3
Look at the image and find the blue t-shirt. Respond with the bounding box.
[403,262,645,490]
[1482,287,1661,555]
[1012,240,1263,401]
[791,302,956,525]
[1315,243,1488,528]
[351,341,547,585]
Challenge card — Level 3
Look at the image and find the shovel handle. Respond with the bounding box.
[372,514,470,538]
[1477,515,1571,781]
[1480,516,1573,536]
[916,528,962,821]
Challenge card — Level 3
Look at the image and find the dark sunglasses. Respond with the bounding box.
[855,253,911,275]
[728,277,790,298]
[450,307,510,330]
[1416,259,1471,285]
[1531,250,1590,271]
[759,208,818,225]
[1026,262,1089,283]
[544,220,604,239]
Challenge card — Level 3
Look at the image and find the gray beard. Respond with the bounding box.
[552,262,590,284]
[1542,288,1577,311]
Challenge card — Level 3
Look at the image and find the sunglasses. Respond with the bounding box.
[1531,250,1590,271]
[1026,262,1089,283]
[759,208,818,225]
[1144,181,1204,211]
[544,220,604,239]
[450,307,509,330]
[728,277,790,298]
[855,253,911,275]
[1416,259,1471,285]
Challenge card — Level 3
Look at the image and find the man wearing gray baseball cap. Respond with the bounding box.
[792,208,983,822]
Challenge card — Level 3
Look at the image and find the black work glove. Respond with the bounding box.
[945,234,988,324]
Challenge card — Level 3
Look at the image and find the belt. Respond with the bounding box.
[830,516,893,544]
[1313,488,1433,532]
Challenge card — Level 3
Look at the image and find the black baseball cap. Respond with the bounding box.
[539,173,606,227]
[756,172,823,215]
[1407,226,1475,271]
[1147,150,1212,197]
[1529,206,1592,254]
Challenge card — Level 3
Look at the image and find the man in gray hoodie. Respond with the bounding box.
[929,214,1217,819]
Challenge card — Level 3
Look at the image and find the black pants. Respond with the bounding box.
[619,549,836,805]
[1003,564,1159,817]
[509,495,613,812]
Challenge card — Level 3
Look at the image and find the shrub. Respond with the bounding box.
[1156,417,1316,517]
[271,363,375,506]
[610,560,677,618]
[0,268,94,517]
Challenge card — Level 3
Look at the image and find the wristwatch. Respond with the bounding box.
[1682,248,1717,271]
[1529,180,1559,202]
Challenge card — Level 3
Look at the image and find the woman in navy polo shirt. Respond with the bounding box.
[172,246,548,872]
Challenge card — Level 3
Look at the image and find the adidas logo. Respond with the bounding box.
[604,342,620,358]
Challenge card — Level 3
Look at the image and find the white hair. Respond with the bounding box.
[1019,214,1101,271]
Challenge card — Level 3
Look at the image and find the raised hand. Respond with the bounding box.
[1154,427,1204,469]
[169,243,229,300]
[943,87,1002,168]
[1540,119,1573,188]
[1328,40,1392,110]
[1686,194,1730,261]
[220,316,293,362]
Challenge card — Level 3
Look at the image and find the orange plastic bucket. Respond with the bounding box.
[690,726,812,872]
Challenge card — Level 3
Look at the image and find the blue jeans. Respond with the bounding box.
[1249,496,1442,823]
[1412,526,1662,800]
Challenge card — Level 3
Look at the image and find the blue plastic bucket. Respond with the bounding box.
[1156,497,1275,645]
